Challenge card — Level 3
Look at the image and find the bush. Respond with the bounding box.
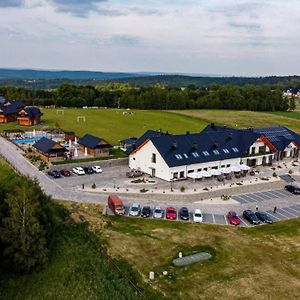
[272,172,277,177]
[288,169,293,174]
[91,183,96,189]
[180,186,185,193]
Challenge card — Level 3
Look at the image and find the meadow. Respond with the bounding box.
[66,202,300,300]
[0,108,299,146]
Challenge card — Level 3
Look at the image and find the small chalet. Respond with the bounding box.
[33,137,67,162]
[0,100,25,123]
[78,134,111,157]
[17,107,43,126]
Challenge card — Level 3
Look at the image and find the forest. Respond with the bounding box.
[0,83,296,111]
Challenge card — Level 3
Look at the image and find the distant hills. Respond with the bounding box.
[0,68,299,89]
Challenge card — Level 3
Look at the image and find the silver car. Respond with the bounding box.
[153,206,163,219]
[129,203,140,216]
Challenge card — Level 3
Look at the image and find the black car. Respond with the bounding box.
[48,170,61,178]
[255,211,273,224]
[83,167,94,174]
[179,207,190,221]
[243,210,260,225]
[141,206,151,218]
[285,183,300,195]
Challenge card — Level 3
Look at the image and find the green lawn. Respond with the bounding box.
[270,111,300,120]
[170,109,300,134]
[0,108,206,145]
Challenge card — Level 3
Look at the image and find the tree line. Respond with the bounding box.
[0,83,295,111]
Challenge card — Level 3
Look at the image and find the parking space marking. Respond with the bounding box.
[212,213,216,224]
[239,218,249,227]
[290,205,300,213]
[279,208,298,218]
[266,211,280,221]
[263,191,277,199]
[203,213,214,224]
[276,190,293,197]
[214,214,227,225]
[224,215,228,225]
[284,207,300,216]
[274,210,291,219]
[231,195,248,204]
[242,194,257,203]
[266,190,282,198]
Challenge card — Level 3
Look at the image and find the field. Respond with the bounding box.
[65,202,300,300]
[1,108,300,146]
[170,109,300,134]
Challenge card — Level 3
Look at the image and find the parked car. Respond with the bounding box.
[92,165,103,173]
[83,166,94,174]
[73,167,85,175]
[153,206,163,219]
[129,203,141,216]
[166,207,177,220]
[243,210,260,225]
[285,182,300,195]
[141,206,151,218]
[179,207,190,221]
[193,209,203,223]
[126,170,143,178]
[48,170,61,178]
[107,195,125,216]
[255,211,273,224]
[227,211,241,225]
[60,169,71,177]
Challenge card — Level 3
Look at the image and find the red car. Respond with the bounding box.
[227,211,241,225]
[60,169,71,177]
[166,207,177,220]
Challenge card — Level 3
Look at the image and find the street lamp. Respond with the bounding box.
[170,178,173,192]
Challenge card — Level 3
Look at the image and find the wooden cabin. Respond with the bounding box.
[33,137,67,162]
[0,100,25,123]
[17,107,43,126]
[78,134,111,157]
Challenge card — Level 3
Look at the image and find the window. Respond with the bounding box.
[197,168,202,172]
[213,150,220,155]
[251,147,255,154]
[223,148,230,154]
[226,164,231,167]
[188,170,194,174]
[175,154,183,160]
[173,172,178,179]
[183,153,189,158]
[232,147,239,153]
[151,153,156,163]
[179,171,185,178]
[192,152,199,158]
[221,165,225,168]
[202,151,210,156]
[204,168,208,171]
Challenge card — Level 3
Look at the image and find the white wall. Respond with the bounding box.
[249,138,270,155]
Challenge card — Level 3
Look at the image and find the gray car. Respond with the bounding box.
[129,203,141,216]
[153,206,163,219]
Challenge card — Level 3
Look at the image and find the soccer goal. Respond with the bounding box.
[56,109,64,115]
[77,116,86,123]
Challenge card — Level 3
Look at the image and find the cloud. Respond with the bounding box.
[48,0,107,17]
[0,0,23,7]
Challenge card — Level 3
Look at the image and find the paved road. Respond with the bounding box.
[1,136,300,219]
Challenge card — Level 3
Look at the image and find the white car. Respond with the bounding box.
[129,203,140,216]
[92,166,103,173]
[193,209,203,223]
[72,167,85,175]
[153,206,163,219]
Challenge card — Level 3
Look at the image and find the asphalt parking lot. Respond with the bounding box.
[231,189,294,204]
[106,203,300,227]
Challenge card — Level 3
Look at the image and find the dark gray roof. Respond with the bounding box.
[20,106,43,118]
[78,134,110,149]
[120,137,138,144]
[33,137,65,153]
[0,100,25,115]
[147,129,260,167]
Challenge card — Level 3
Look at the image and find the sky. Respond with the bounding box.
[0,0,299,76]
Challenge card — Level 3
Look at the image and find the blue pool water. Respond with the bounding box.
[12,134,50,144]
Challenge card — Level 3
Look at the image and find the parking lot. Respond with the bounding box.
[231,189,294,204]
[106,203,300,227]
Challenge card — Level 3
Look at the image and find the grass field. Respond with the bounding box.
[65,202,300,300]
[170,109,300,134]
[270,111,300,120]
[1,108,299,146]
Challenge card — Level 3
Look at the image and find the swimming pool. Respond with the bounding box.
[13,137,46,144]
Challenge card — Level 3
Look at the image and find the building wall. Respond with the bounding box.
[79,145,110,157]
[249,139,270,154]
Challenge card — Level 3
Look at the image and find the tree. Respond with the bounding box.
[0,178,49,273]
[289,96,296,111]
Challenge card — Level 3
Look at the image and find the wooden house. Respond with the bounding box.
[0,100,25,123]
[33,137,67,162]
[78,134,111,157]
[17,107,43,126]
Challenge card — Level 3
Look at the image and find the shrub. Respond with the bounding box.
[272,172,277,177]
[91,183,96,189]
[180,186,185,193]
[288,169,293,174]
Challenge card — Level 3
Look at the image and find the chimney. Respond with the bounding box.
[211,123,215,128]
[172,141,178,149]
[223,125,227,131]
[192,143,198,150]
[228,133,233,139]
[213,142,219,148]
[133,143,136,150]
[186,131,190,135]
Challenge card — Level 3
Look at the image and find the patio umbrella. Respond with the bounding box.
[187,172,198,179]
[240,164,250,171]
[203,170,212,178]
[220,167,231,174]
[211,169,222,176]
[195,171,204,179]
[231,165,241,172]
